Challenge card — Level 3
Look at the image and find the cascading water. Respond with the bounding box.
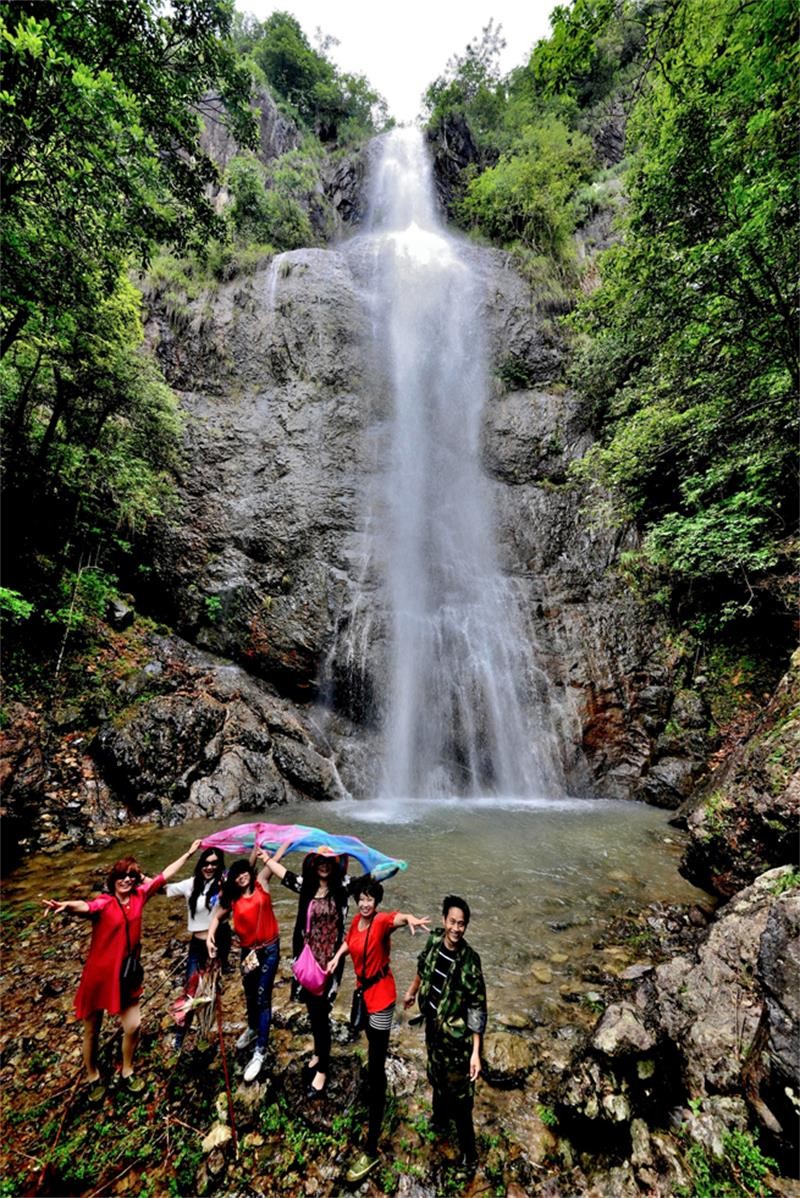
[344,127,566,799]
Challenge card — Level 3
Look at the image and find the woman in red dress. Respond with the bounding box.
[43,839,203,1092]
[327,879,430,1182]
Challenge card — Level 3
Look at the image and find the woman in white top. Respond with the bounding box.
[165,847,229,1043]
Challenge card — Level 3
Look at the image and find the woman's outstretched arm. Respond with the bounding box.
[159,839,203,884]
[42,898,91,917]
[392,912,431,935]
[259,839,292,882]
[254,841,290,892]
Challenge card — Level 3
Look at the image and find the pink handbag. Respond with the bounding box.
[292,903,328,996]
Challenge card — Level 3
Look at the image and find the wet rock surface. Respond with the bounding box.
[550,866,799,1186]
[138,233,713,804]
[1,629,349,856]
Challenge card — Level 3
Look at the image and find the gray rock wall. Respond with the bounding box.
[140,227,696,804]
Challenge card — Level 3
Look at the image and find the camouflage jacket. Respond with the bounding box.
[417,928,487,1041]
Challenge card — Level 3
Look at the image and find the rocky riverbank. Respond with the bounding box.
[1,849,796,1196]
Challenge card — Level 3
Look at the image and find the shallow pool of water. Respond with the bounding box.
[4,796,708,1025]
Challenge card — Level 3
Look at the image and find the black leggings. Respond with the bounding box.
[305,990,332,1074]
[365,1022,391,1154]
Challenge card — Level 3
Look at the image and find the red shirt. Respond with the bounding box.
[346,910,398,1014]
[74,873,165,1019]
[232,885,279,949]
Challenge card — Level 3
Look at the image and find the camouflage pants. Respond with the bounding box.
[424,1017,473,1105]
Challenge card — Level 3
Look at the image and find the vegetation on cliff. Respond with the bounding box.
[427,0,798,646]
[0,1,388,706]
[0,0,257,680]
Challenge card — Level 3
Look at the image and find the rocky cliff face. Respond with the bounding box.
[677,651,800,898]
[200,86,300,176]
[134,214,705,807]
[552,866,799,1185]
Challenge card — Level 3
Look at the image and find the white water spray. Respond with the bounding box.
[346,128,565,798]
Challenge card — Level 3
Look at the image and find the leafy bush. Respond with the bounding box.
[0,588,33,622]
[227,153,314,251]
[456,117,595,260]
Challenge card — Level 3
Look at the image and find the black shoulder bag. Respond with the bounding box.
[117,897,144,1003]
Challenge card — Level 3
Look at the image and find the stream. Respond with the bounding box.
[3,796,708,1031]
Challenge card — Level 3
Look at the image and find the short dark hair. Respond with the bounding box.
[442,895,470,926]
[357,879,384,905]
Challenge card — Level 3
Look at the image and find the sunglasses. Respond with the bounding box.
[202,860,220,868]
[122,871,140,880]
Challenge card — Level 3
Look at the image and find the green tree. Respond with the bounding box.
[455,116,594,258]
[423,20,508,149]
[1,0,257,356]
[0,1,245,651]
[242,10,388,143]
[571,0,798,632]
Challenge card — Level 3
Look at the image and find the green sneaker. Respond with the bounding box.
[346,1152,379,1183]
[119,1074,146,1094]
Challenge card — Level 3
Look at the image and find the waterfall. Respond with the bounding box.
[344,128,565,799]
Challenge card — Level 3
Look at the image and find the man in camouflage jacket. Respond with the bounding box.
[403,895,487,1169]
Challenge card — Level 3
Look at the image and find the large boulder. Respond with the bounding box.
[87,633,348,829]
[750,885,800,1149]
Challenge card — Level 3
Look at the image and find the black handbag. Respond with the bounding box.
[349,917,372,1033]
[117,898,144,1000]
[349,987,367,1032]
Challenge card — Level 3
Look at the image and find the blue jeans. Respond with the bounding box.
[174,936,210,1047]
[242,939,279,1053]
[185,934,209,987]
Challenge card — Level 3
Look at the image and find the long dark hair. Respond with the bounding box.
[299,852,347,902]
[189,848,226,918]
[219,859,254,910]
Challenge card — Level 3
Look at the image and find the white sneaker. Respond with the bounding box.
[235,1027,257,1051]
[243,1050,265,1083]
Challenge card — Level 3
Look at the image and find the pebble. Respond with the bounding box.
[531,965,553,984]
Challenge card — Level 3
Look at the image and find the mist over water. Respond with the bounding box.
[348,128,565,799]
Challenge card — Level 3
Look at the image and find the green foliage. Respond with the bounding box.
[1,0,256,356]
[424,21,508,147]
[770,868,800,896]
[1,0,248,673]
[204,595,223,624]
[679,1128,777,1197]
[455,116,594,260]
[227,152,315,250]
[0,588,33,622]
[529,0,657,109]
[570,0,798,634]
[234,10,389,144]
[536,1103,558,1128]
[2,274,181,617]
[43,566,117,633]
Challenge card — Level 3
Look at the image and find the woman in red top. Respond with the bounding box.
[207,843,286,1083]
[328,879,430,1182]
[43,839,203,1093]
